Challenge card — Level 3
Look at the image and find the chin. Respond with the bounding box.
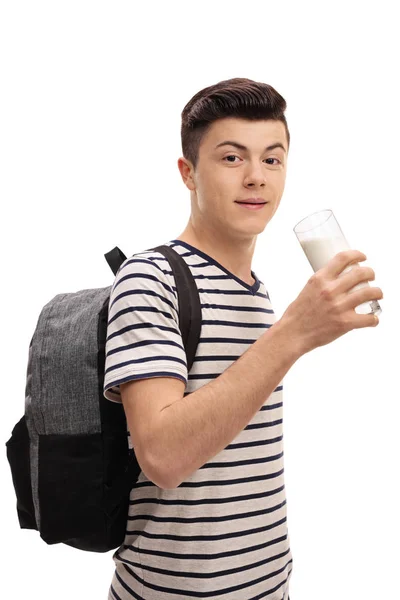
[241,220,271,236]
[230,225,267,241]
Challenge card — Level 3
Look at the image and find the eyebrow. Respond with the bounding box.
[214,140,287,153]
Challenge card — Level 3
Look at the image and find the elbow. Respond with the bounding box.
[141,451,181,490]
[150,469,180,490]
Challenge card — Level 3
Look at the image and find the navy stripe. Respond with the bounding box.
[227,435,283,451]
[122,257,169,271]
[198,336,259,344]
[201,303,274,313]
[129,486,285,508]
[105,354,187,375]
[105,371,187,389]
[123,533,288,561]
[135,469,284,490]
[110,288,177,313]
[188,374,283,386]
[189,366,277,380]
[201,451,284,470]
[194,289,270,300]
[249,568,293,600]
[190,363,284,379]
[121,557,292,597]
[271,385,284,393]
[189,373,218,380]
[107,321,181,342]
[124,257,268,295]
[120,257,173,284]
[106,338,184,359]
[146,263,223,279]
[113,271,175,296]
[109,584,123,600]
[108,305,175,327]
[245,419,283,430]
[118,548,291,581]
[126,515,287,542]
[127,499,287,524]
[262,400,284,409]
[198,285,269,300]
[180,259,210,268]
[124,252,173,282]
[114,568,143,600]
[196,288,266,296]
[202,319,272,328]
[194,354,241,362]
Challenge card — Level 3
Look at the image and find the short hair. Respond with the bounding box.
[181,77,290,169]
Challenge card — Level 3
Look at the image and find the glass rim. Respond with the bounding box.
[293,209,334,235]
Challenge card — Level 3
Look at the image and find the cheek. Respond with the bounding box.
[195,165,239,214]
[196,174,222,211]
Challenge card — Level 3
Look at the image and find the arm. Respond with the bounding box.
[121,317,300,489]
[122,249,382,489]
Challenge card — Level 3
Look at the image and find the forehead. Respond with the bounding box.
[201,117,287,150]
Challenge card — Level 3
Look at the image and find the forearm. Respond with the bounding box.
[152,317,302,488]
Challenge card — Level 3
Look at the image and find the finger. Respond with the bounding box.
[352,312,380,330]
[342,286,383,311]
[324,250,367,279]
[335,265,375,294]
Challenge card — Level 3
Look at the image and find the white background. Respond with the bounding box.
[1,2,399,598]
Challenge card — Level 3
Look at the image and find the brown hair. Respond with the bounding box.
[181,77,290,169]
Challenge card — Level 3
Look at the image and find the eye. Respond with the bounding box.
[264,158,281,165]
[223,155,240,163]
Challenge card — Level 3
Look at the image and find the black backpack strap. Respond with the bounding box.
[104,247,127,276]
[104,243,202,503]
[148,244,202,373]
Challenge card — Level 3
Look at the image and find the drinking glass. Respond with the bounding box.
[293,209,382,316]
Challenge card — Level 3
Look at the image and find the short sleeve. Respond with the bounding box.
[103,253,188,403]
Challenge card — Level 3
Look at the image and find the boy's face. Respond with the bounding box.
[178,117,289,242]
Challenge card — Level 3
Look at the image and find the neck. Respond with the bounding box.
[176,219,257,286]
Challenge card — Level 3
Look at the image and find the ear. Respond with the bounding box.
[177,157,196,191]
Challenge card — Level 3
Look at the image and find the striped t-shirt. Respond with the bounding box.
[103,239,293,600]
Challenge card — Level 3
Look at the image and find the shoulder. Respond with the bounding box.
[117,249,169,276]
[109,249,178,315]
[114,249,175,288]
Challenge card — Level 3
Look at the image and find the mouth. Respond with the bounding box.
[235,199,268,210]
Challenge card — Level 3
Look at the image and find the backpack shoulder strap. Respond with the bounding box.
[148,244,201,374]
[105,244,202,499]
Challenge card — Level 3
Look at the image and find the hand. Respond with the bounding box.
[280,250,383,355]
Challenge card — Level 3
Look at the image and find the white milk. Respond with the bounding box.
[300,236,350,272]
[300,235,372,313]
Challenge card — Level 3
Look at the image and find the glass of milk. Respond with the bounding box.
[293,209,382,316]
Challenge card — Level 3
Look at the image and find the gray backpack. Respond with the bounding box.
[5,244,201,552]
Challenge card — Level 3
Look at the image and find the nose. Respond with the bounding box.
[243,160,267,188]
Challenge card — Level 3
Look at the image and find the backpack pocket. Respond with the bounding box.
[37,431,135,552]
[38,432,105,547]
[5,415,37,530]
